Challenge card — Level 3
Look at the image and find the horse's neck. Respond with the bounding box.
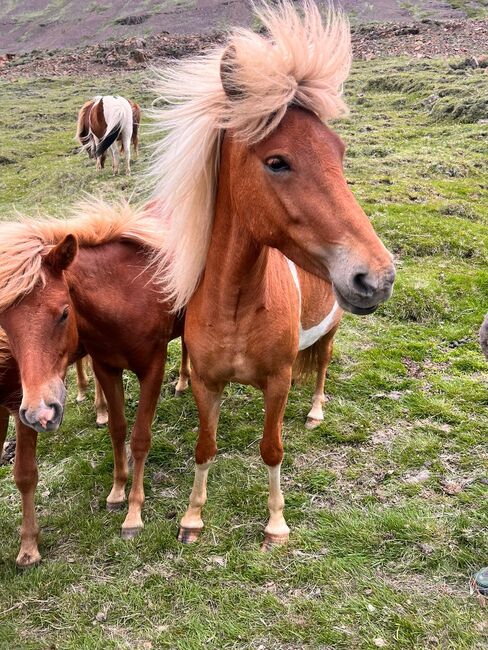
[198,181,271,319]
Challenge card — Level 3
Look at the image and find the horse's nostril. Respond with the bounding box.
[352,272,375,296]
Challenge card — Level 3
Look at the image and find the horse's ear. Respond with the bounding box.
[44,234,78,274]
[220,45,244,101]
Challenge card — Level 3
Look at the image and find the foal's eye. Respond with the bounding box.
[264,156,291,173]
[59,306,69,323]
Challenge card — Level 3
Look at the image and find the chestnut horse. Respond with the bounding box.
[0,200,189,566]
[76,96,137,174]
[150,1,395,549]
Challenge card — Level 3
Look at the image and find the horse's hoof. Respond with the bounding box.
[261,532,289,552]
[174,389,185,398]
[177,527,202,544]
[106,500,125,512]
[121,526,142,540]
[76,395,86,403]
[305,417,322,430]
[96,419,108,428]
[16,552,41,569]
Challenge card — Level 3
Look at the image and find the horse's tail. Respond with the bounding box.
[95,96,133,158]
[76,100,96,157]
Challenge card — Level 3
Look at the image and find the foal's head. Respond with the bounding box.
[226,105,395,314]
[0,236,78,432]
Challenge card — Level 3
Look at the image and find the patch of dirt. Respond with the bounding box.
[1,17,488,80]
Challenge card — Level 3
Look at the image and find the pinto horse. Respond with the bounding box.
[76,96,137,174]
[0,200,189,566]
[150,1,395,549]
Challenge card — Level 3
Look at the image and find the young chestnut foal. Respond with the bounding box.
[0,200,189,566]
[150,1,395,549]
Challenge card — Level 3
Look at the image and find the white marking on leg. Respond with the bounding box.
[307,392,326,422]
[180,461,211,530]
[264,464,289,537]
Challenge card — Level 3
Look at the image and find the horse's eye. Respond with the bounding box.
[59,306,69,323]
[265,156,291,173]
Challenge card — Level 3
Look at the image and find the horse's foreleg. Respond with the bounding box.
[0,405,9,463]
[260,372,292,551]
[121,358,165,538]
[178,372,224,544]
[175,338,191,397]
[305,326,338,430]
[92,362,128,510]
[14,418,40,567]
[75,357,89,403]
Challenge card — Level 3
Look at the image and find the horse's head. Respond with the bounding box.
[226,105,395,315]
[0,235,78,432]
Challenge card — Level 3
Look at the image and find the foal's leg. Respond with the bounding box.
[14,418,40,567]
[92,362,128,510]
[175,338,191,397]
[121,358,165,538]
[75,357,89,403]
[261,372,292,551]
[0,406,9,462]
[305,326,338,430]
[178,373,224,543]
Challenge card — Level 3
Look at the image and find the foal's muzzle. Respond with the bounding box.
[19,382,66,433]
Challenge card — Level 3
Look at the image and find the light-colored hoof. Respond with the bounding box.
[76,394,87,403]
[261,532,289,552]
[174,389,186,398]
[177,526,202,544]
[106,500,125,512]
[121,526,142,540]
[16,550,41,569]
[305,417,323,430]
[96,416,108,428]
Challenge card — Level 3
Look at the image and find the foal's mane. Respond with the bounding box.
[150,0,351,311]
[0,198,165,313]
[0,329,11,369]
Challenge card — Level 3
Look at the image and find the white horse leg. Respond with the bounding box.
[111,144,120,175]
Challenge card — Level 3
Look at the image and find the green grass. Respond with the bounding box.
[0,58,488,648]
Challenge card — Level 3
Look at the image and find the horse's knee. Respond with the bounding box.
[260,439,283,467]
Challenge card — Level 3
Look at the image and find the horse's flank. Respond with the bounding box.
[0,198,164,313]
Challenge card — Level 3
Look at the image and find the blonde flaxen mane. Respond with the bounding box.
[0,197,165,313]
[150,0,352,311]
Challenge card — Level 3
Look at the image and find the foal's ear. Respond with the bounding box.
[44,234,78,274]
[220,45,244,101]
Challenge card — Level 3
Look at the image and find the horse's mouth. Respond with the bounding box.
[333,287,379,316]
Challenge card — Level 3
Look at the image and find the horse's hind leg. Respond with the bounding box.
[132,124,139,160]
[75,357,89,403]
[110,144,120,175]
[261,373,291,551]
[14,418,40,567]
[121,357,165,538]
[94,377,108,427]
[122,134,131,175]
[0,406,9,463]
[175,338,191,397]
[92,362,128,510]
[305,326,338,430]
[178,372,224,544]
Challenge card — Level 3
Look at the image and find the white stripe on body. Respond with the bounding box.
[286,258,339,351]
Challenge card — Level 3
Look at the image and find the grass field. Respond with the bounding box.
[0,57,487,649]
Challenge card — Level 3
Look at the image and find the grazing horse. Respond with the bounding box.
[76,95,135,174]
[0,200,188,566]
[150,1,395,549]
